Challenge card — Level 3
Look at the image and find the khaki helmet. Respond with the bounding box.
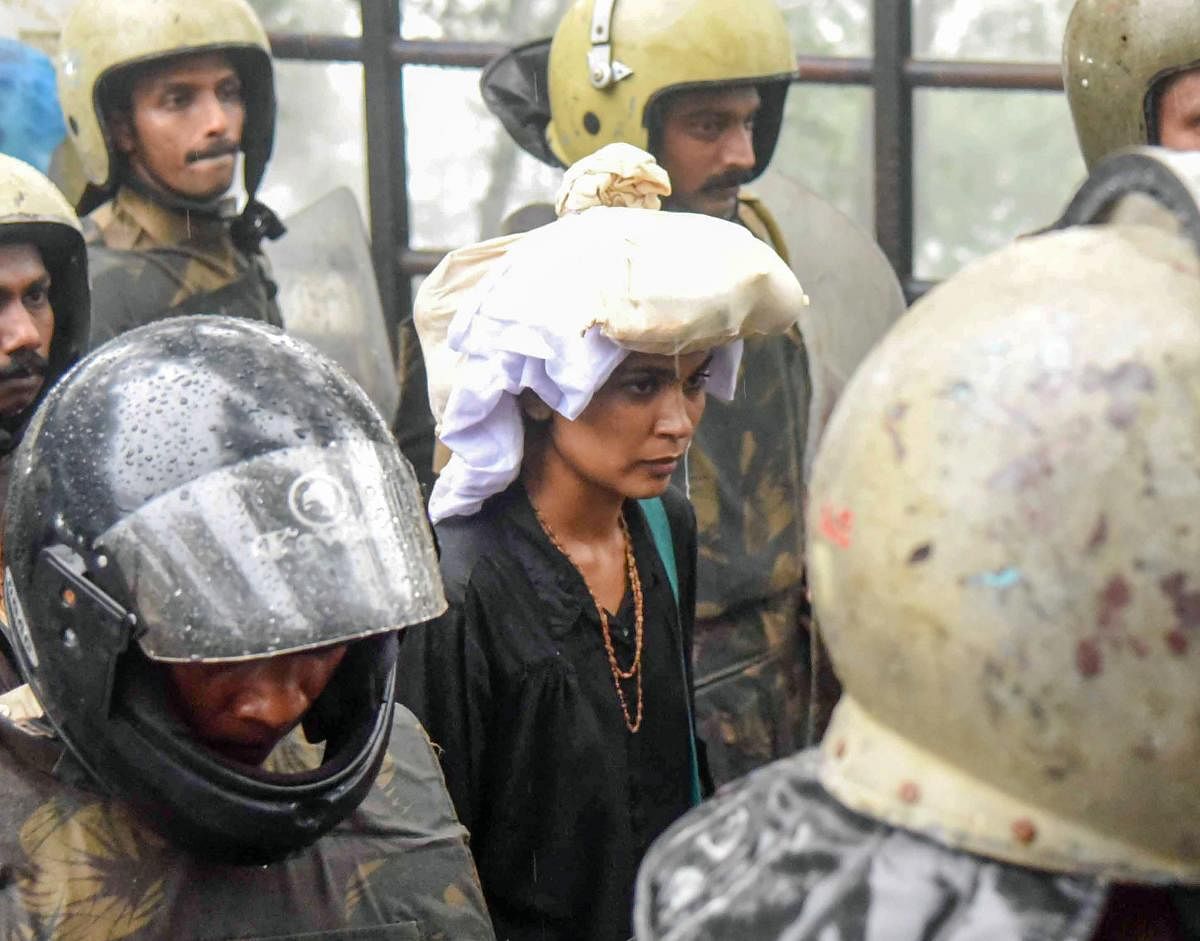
[1064,0,1200,168]
[0,154,90,389]
[809,148,1200,884]
[544,0,795,176]
[55,0,275,199]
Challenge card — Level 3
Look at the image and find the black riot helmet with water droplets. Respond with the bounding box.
[1,316,446,862]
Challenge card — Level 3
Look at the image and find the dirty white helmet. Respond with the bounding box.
[811,148,1200,884]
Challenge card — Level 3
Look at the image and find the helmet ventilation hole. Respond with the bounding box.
[583,112,601,135]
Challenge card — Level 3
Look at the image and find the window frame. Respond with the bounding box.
[268,0,1064,350]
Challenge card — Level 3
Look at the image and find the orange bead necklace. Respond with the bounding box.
[533,506,645,733]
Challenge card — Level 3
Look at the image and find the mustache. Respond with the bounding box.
[185,140,240,164]
[0,349,47,382]
[700,169,754,193]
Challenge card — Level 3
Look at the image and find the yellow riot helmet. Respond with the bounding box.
[489,0,795,174]
[809,148,1200,884]
[55,0,275,201]
[1064,0,1200,168]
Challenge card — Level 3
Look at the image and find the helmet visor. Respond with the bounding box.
[96,439,445,662]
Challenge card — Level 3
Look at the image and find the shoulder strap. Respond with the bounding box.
[638,497,701,806]
[736,190,791,265]
[638,497,678,604]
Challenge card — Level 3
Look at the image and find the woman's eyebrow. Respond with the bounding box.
[614,364,677,381]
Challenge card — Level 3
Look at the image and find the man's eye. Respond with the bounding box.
[218,83,244,103]
[164,91,190,109]
[24,287,47,307]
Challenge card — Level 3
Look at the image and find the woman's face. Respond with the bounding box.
[539,349,712,500]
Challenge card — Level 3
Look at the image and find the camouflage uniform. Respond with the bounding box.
[637,752,1200,939]
[634,751,1115,941]
[0,685,495,941]
[83,185,282,349]
[686,193,838,785]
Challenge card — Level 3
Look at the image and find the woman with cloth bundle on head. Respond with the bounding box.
[396,143,810,941]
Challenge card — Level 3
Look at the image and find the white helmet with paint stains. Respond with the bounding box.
[808,147,1200,884]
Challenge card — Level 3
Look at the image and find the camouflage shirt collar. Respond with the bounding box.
[106,186,233,252]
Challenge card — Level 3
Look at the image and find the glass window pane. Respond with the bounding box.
[756,85,873,233]
[247,0,361,36]
[404,66,563,247]
[258,62,367,219]
[401,0,573,42]
[912,0,1075,62]
[914,88,1085,280]
[784,0,871,58]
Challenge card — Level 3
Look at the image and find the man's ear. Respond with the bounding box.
[110,112,135,155]
[518,389,552,422]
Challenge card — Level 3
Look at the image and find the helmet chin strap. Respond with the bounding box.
[123,162,285,253]
[124,165,238,220]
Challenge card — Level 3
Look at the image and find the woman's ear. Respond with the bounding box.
[518,390,553,422]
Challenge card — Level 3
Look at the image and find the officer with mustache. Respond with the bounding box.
[55,0,284,348]
[0,154,89,691]
[0,155,88,516]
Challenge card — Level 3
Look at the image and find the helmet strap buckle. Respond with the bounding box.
[587,0,633,88]
[32,544,136,718]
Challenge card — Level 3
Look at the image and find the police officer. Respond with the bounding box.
[481,0,900,784]
[0,317,495,939]
[0,155,89,694]
[0,155,88,523]
[634,149,1200,940]
[54,0,284,348]
[1065,0,1200,165]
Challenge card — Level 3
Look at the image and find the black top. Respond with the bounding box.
[396,483,703,941]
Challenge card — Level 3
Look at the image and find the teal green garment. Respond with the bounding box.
[639,496,703,807]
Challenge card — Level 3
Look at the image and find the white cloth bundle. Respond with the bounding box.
[416,143,809,522]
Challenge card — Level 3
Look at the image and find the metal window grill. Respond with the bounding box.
[267,0,1064,350]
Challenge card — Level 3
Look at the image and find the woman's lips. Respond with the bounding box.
[641,456,680,476]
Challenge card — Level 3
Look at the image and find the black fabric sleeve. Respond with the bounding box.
[394,597,493,836]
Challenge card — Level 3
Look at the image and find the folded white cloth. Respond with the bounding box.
[416,144,809,522]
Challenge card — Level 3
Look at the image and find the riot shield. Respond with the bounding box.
[771,186,907,476]
[262,187,400,422]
